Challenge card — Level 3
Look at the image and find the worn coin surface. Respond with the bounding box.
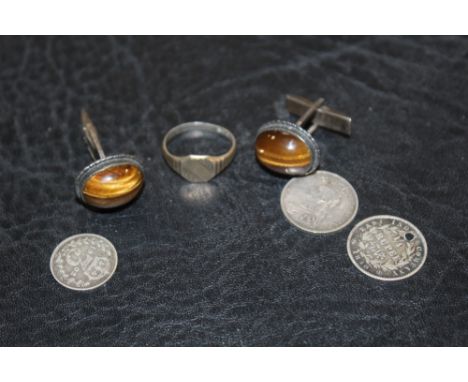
[280,170,359,233]
[50,233,118,291]
[347,215,427,281]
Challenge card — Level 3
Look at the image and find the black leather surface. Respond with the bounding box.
[0,36,467,346]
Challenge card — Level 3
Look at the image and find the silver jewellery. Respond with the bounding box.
[50,233,118,291]
[75,110,145,209]
[49,102,426,290]
[162,121,236,182]
[347,215,427,281]
[281,170,359,234]
[256,96,358,233]
[255,95,351,176]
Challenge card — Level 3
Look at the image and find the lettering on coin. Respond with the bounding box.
[347,215,427,281]
[50,234,118,291]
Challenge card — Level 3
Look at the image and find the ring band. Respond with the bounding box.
[162,121,236,182]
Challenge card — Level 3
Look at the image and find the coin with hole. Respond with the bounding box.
[347,215,427,281]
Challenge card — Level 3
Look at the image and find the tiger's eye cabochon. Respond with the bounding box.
[255,130,312,175]
[81,164,144,208]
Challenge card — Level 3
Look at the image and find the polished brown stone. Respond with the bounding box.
[82,164,144,208]
[255,130,312,175]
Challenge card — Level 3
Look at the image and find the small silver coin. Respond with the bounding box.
[280,170,359,234]
[50,233,118,291]
[347,215,427,281]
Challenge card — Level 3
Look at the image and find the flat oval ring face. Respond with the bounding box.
[75,154,144,209]
[255,120,320,176]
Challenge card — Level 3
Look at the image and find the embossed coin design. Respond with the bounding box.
[280,170,359,233]
[50,234,118,291]
[347,215,427,281]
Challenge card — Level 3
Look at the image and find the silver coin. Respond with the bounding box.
[347,215,427,281]
[50,233,118,291]
[280,170,359,234]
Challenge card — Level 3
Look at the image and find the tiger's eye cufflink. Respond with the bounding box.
[255,95,351,176]
[75,110,144,209]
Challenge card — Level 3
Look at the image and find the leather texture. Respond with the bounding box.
[0,36,467,346]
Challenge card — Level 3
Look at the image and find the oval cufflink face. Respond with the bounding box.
[76,155,144,209]
[255,121,320,176]
[82,164,144,208]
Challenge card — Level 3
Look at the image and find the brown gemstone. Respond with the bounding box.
[255,130,312,175]
[82,164,144,208]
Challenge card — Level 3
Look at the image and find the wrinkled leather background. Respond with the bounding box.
[0,36,467,346]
